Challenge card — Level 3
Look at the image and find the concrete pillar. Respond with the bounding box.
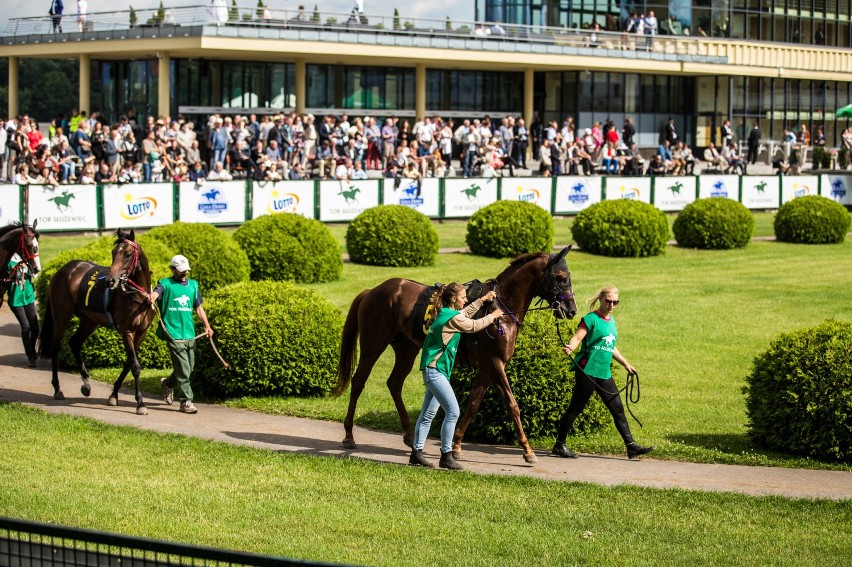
[415,63,426,119]
[523,67,534,127]
[8,57,19,118]
[79,53,91,114]
[158,51,171,118]
[295,58,306,114]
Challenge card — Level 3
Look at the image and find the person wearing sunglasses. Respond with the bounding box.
[552,284,654,460]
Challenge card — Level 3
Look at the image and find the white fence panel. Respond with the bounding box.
[698,175,739,200]
[252,180,316,218]
[821,174,852,206]
[443,178,499,218]
[653,176,697,211]
[27,184,98,231]
[178,181,247,224]
[604,177,652,203]
[382,178,440,217]
[102,183,174,229]
[0,184,22,225]
[500,177,553,212]
[553,177,603,213]
[741,176,781,209]
[318,179,380,222]
[781,175,819,203]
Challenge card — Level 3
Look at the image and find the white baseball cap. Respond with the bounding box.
[169,255,191,272]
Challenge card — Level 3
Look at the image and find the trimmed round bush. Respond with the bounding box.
[673,198,755,249]
[744,319,852,461]
[451,310,608,444]
[145,222,250,290]
[233,214,342,283]
[346,205,439,267]
[466,200,554,258]
[193,281,344,398]
[572,200,669,257]
[774,195,850,244]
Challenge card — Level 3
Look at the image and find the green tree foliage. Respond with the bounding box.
[393,8,400,30]
[672,197,755,249]
[466,200,554,258]
[0,58,78,121]
[346,205,439,267]
[774,195,851,244]
[572,200,670,257]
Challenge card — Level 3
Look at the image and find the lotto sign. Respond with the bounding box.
[252,180,315,218]
[653,176,697,211]
[443,178,499,218]
[604,177,651,203]
[741,176,780,209]
[179,181,247,224]
[0,184,22,225]
[781,176,819,203]
[553,177,602,213]
[28,184,98,231]
[821,174,852,205]
[382,178,440,217]
[102,183,174,229]
[318,179,380,222]
[698,175,739,200]
[500,177,553,212]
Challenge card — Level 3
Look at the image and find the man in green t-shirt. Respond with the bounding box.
[147,255,212,414]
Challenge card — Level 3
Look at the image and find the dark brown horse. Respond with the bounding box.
[335,246,577,463]
[37,229,155,414]
[0,221,41,309]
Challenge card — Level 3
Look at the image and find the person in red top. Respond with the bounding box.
[27,121,44,152]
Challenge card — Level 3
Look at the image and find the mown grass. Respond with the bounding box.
[1,403,849,567]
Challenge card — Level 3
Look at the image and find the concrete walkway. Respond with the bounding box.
[0,308,849,501]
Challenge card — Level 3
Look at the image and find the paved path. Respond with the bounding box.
[1,309,849,501]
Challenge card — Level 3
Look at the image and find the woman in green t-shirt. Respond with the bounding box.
[552,284,653,460]
[6,253,39,367]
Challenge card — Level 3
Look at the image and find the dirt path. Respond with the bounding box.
[1,309,849,501]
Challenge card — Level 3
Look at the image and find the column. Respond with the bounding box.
[415,63,426,119]
[79,53,91,113]
[295,58,306,115]
[523,67,534,128]
[8,57,19,118]
[158,51,171,118]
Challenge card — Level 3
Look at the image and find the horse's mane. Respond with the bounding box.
[495,252,549,280]
[0,222,23,239]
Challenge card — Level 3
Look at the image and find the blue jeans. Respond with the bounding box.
[413,366,460,454]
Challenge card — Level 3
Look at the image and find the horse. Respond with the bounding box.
[0,221,41,310]
[37,229,155,415]
[334,246,578,463]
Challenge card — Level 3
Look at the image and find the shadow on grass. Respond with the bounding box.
[667,432,755,455]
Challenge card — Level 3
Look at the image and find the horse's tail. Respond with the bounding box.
[37,299,54,359]
[333,289,370,397]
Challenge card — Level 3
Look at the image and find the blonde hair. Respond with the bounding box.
[587,284,619,311]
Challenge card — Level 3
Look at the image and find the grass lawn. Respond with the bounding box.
[1,403,849,567]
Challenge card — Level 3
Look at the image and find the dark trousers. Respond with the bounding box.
[556,372,632,445]
[52,16,62,33]
[747,144,759,165]
[10,303,39,362]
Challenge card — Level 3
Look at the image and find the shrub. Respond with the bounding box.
[572,200,669,257]
[193,281,343,398]
[774,195,850,244]
[346,205,439,267]
[145,222,250,290]
[451,310,608,443]
[672,198,754,249]
[743,319,852,461]
[232,214,342,283]
[466,200,554,258]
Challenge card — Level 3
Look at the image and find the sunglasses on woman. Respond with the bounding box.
[604,299,620,306]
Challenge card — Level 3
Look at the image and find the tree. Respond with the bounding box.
[129,5,137,27]
[310,5,320,23]
[229,0,239,22]
[393,8,400,31]
[445,16,452,31]
[256,0,265,20]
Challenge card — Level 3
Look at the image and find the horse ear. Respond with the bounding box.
[116,228,126,240]
[31,219,38,231]
[129,229,136,241]
[556,245,572,261]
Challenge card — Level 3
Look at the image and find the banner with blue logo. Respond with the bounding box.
[554,177,602,213]
[252,180,315,219]
[741,176,780,209]
[653,176,697,211]
[382,178,440,217]
[27,184,98,231]
[500,178,553,212]
[821,174,852,206]
[0,184,22,225]
[178,181,247,224]
[781,175,819,203]
[443,177,499,218]
[604,177,651,203]
[102,183,174,229]
[698,175,739,200]
[319,179,380,222]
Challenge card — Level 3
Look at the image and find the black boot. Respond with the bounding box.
[408,449,434,468]
[439,451,464,471]
[551,441,578,459]
[627,442,654,460]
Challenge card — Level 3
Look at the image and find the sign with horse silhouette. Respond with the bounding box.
[27,184,98,230]
[252,180,315,219]
[820,174,852,205]
[604,176,651,203]
[0,184,22,225]
[381,178,440,217]
[178,181,247,224]
[318,179,380,222]
[653,176,696,211]
[443,177,499,218]
[501,177,553,212]
[741,176,780,209]
[102,182,174,229]
[698,175,739,200]
[781,175,820,204]
[554,176,602,213]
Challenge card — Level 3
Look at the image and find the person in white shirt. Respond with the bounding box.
[335,157,354,180]
[207,161,233,181]
[351,160,368,180]
[76,0,87,32]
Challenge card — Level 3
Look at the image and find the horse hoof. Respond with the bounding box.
[81,385,91,397]
[108,396,118,406]
[524,452,538,464]
[342,439,357,450]
[452,449,463,460]
[136,406,148,416]
[54,391,65,401]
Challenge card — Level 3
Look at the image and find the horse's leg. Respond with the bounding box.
[49,312,73,401]
[122,331,147,415]
[488,364,537,464]
[343,336,392,449]
[388,340,420,448]
[107,363,131,407]
[452,370,491,460]
[69,317,98,397]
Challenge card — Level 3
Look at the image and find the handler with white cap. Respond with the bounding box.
[147,255,213,414]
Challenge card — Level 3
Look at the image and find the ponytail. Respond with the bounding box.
[426,282,464,328]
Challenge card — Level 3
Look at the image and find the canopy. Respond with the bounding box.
[836,104,852,118]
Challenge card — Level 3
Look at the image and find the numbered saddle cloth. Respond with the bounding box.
[75,266,114,319]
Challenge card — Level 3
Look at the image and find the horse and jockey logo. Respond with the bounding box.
[603,333,615,347]
[172,294,191,310]
[339,186,361,204]
[48,190,76,212]
[461,184,482,201]
[568,181,590,205]
[755,181,768,194]
[397,180,424,209]
[710,180,728,197]
[198,185,228,216]
[667,181,683,195]
[830,178,847,201]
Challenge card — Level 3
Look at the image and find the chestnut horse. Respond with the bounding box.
[335,246,577,463]
[38,229,155,414]
[0,221,41,308]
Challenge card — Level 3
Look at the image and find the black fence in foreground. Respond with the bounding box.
[0,517,353,567]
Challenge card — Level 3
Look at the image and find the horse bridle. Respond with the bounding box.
[115,239,147,298]
[3,226,40,284]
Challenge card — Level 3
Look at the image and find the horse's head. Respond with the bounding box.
[19,220,41,275]
[539,245,577,320]
[108,228,140,290]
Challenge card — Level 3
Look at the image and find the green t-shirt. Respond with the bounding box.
[572,311,618,380]
[5,260,35,308]
[418,307,462,379]
[155,277,199,341]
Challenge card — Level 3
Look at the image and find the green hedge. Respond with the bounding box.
[466,200,554,258]
[346,205,439,267]
[673,198,755,249]
[145,222,250,290]
[743,319,852,461]
[193,281,343,398]
[572,200,669,257]
[774,195,850,244]
[451,310,608,443]
[233,214,342,283]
